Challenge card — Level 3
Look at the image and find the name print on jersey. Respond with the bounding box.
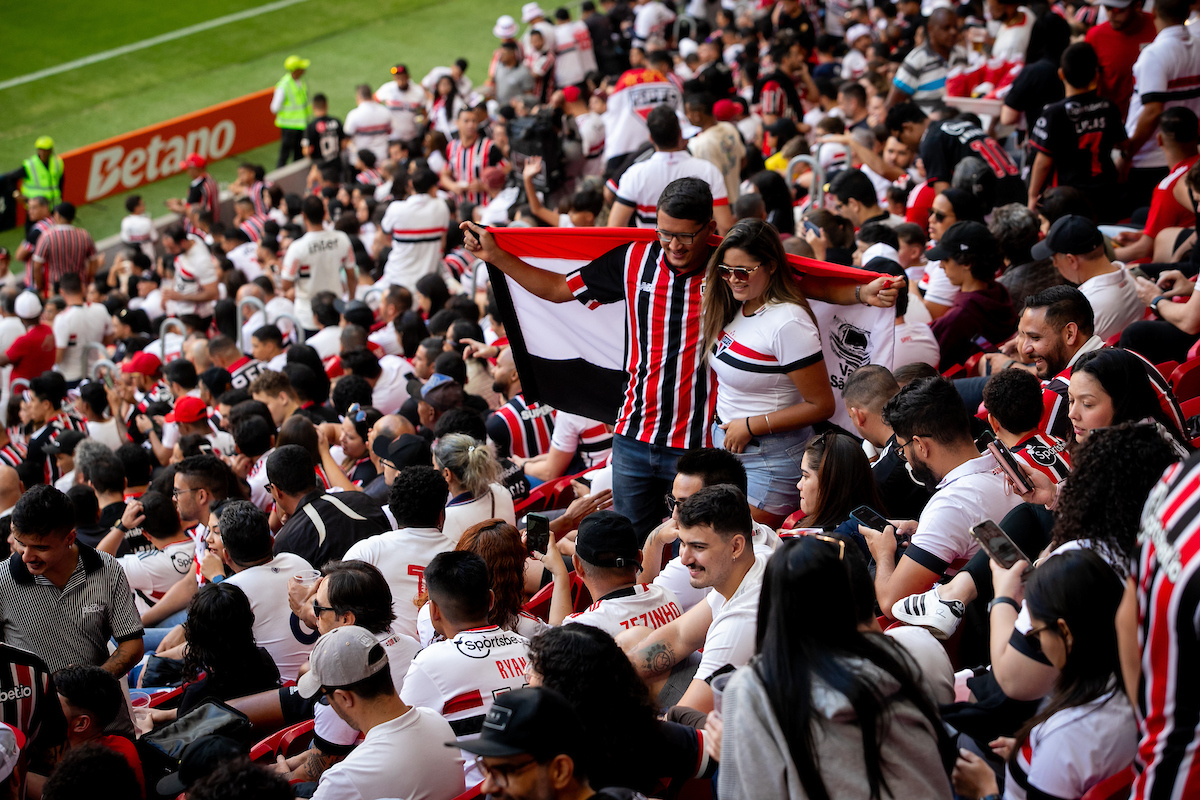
[615,601,683,630]
[455,631,525,659]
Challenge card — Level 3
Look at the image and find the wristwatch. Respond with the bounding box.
[1150,295,1167,319]
[988,596,1020,614]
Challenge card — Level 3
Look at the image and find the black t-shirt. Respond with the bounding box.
[1003,58,1065,128]
[920,118,1023,202]
[1029,91,1126,192]
[302,115,347,170]
[178,647,280,716]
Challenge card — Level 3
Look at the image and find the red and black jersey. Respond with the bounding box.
[238,214,268,244]
[1012,431,1071,484]
[0,643,64,771]
[228,356,267,391]
[566,241,714,449]
[442,248,475,283]
[920,119,1024,203]
[446,137,503,206]
[27,411,87,484]
[185,173,220,234]
[248,180,272,218]
[1029,91,1126,195]
[487,394,555,460]
[1134,453,1200,800]
[0,440,27,469]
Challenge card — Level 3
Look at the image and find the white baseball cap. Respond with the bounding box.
[494,14,519,38]
[522,2,546,22]
[679,38,699,58]
[297,626,389,699]
[846,23,873,44]
[14,292,41,320]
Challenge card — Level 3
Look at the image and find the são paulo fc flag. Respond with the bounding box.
[487,227,895,431]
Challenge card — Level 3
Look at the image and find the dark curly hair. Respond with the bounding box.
[183,582,260,681]
[528,625,660,791]
[1050,421,1182,571]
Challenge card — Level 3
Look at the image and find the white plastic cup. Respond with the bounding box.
[295,569,322,587]
[129,690,152,736]
[711,672,733,714]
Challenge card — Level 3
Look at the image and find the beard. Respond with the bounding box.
[906,454,940,492]
[491,379,507,396]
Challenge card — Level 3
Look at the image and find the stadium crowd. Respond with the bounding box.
[5,0,1200,797]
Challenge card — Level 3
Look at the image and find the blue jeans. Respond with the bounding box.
[712,423,811,515]
[611,433,687,541]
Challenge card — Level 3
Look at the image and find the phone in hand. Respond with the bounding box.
[1128,266,1151,282]
[984,436,1033,494]
[850,505,890,532]
[526,513,551,556]
[803,220,822,237]
[970,520,1031,570]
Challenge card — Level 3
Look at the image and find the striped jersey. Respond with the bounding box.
[609,150,729,227]
[185,173,220,234]
[445,136,503,206]
[564,583,682,638]
[228,356,268,391]
[1012,431,1072,484]
[248,180,272,217]
[567,241,715,449]
[550,411,613,469]
[0,643,62,762]
[30,225,96,289]
[0,440,27,470]
[1135,452,1200,800]
[238,214,268,244]
[487,394,555,459]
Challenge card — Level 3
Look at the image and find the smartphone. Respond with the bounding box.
[850,505,890,532]
[985,437,1033,494]
[803,220,822,236]
[970,520,1030,570]
[526,513,551,556]
[1128,266,1151,282]
[102,369,114,390]
[576,476,592,489]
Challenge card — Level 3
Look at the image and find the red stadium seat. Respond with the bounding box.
[148,685,187,708]
[1171,358,1200,402]
[249,719,315,763]
[1157,361,1180,382]
[522,572,592,621]
[451,783,485,800]
[1080,766,1134,800]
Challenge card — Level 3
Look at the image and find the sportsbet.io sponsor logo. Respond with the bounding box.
[0,686,32,703]
[85,120,236,202]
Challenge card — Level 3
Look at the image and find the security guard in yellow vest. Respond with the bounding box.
[21,136,64,207]
[272,55,313,168]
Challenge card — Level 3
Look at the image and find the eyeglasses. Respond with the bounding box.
[800,531,846,560]
[346,403,367,423]
[474,756,538,788]
[264,483,275,495]
[172,487,195,499]
[665,493,682,514]
[929,209,948,222]
[717,264,762,281]
[894,434,929,464]
[312,600,337,617]
[1024,623,1055,654]
[655,228,703,246]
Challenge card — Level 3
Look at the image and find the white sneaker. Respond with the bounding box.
[891,587,965,640]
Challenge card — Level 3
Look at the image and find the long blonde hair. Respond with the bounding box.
[701,218,816,355]
[432,433,500,498]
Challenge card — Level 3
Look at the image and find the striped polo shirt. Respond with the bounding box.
[0,545,143,672]
[446,136,502,207]
[893,43,969,112]
[30,225,96,288]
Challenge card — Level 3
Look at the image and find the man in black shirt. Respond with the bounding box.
[887,101,1024,204]
[302,93,347,185]
[1028,41,1126,221]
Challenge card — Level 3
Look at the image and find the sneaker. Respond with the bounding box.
[891,587,965,640]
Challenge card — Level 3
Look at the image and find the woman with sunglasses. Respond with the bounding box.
[719,535,953,799]
[434,433,517,543]
[702,219,836,528]
[919,187,983,319]
[339,403,382,487]
[952,549,1136,800]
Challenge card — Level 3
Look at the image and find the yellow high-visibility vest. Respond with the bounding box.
[275,75,311,130]
[22,154,64,205]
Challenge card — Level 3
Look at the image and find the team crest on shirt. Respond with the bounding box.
[715,330,734,356]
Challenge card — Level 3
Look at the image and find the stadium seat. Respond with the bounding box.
[249,719,315,763]
[451,783,485,800]
[1171,358,1200,402]
[523,572,592,621]
[1080,766,1134,800]
[148,684,187,708]
[1157,361,1180,382]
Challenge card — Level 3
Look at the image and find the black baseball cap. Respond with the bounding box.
[452,687,585,759]
[156,735,244,794]
[575,510,639,568]
[1031,214,1105,260]
[42,430,87,456]
[373,432,432,469]
[924,220,994,262]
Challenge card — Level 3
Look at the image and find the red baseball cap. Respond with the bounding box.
[562,86,581,103]
[713,99,738,121]
[121,351,162,376]
[179,153,207,170]
[165,396,208,424]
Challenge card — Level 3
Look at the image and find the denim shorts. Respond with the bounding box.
[712,422,812,515]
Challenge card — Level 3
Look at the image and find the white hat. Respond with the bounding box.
[846,23,873,44]
[679,37,699,58]
[522,2,546,22]
[0,724,22,781]
[297,626,389,699]
[494,14,519,38]
[862,242,901,266]
[14,292,41,320]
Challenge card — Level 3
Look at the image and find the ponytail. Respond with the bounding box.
[432,433,500,498]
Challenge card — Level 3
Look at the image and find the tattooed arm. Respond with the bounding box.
[629,599,715,680]
[276,746,344,782]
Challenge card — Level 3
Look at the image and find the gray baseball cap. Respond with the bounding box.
[297,625,389,699]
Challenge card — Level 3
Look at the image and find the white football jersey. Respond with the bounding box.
[343,527,458,640]
[564,583,682,638]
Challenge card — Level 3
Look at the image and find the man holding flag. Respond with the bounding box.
[463,177,897,536]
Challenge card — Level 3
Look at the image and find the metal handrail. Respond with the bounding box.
[236,296,266,352]
[273,313,306,345]
[91,359,116,381]
[159,318,187,361]
[787,154,824,208]
[672,14,699,42]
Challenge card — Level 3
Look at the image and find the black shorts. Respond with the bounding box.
[278,684,319,724]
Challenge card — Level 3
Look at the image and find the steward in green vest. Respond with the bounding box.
[274,55,313,168]
[22,136,64,207]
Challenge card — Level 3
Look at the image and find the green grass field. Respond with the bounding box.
[0,0,510,254]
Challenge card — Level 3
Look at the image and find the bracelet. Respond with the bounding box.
[744,417,754,436]
[988,596,1021,614]
[115,522,128,533]
[765,413,774,434]
[210,574,224,584]
[854,285,864,305]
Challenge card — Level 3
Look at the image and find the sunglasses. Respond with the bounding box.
[665,493,681,514]
[346,403,368,423]
[313,600,337,617]
[929,209,948,222]
[1024,623,1055,654]
[717,264,762,281]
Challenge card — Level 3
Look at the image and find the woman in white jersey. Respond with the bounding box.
[433,433,516,542]
[952,549,1137,800]
[702,219,835,527]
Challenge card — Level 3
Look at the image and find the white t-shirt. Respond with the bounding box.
[894,320,941,369]
[311,707,465,800]
[553,20,598,86]
[225,552,318,681]
[374,81,428,142]
[119,540,195,616]
[564,583,683,638]
[372,355,414,415]
[306,325,342,359]
[613,150,728,227]
[247,449,273,511]
[633,0,675,42]
[654,524,778,612]
[313,628,423,749]
[549,411,613,469]
[379,193,450,292]
[142,332,184,364]
[710,301,824,421]
[53,303,111,382]
[401,625,530,786]
[919,260,959,307]
[281,230,352,330]
[575,112,607,177]
[442,484,517,544]
[343,100,393,163]
[120,214,157,261]
[990,7,1035,63]
[174,237,218,318]
[226,241,262,282]
[1127,26,1200,169]
[908,453,1023,577]
[343,526,459,639]
[416,604,547,649]
[1078,266,1144,342]
[87,419,123,451]
[696,550,769,682]
[368,326,403,356]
